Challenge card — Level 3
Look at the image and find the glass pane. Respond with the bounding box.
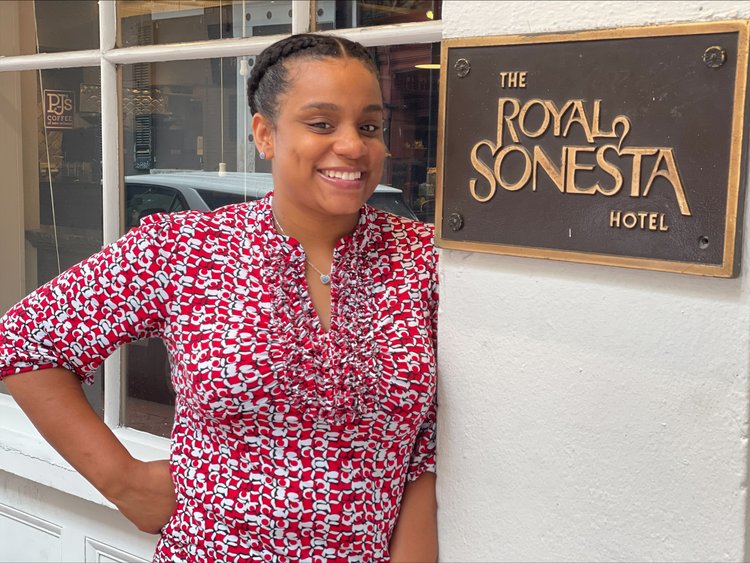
[0,68,104,416]
[0,1,99,56]
[117,1,293,47]
[373,43,440,222]
[316,0,441,30]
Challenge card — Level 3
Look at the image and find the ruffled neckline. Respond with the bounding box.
[254,193,388,423]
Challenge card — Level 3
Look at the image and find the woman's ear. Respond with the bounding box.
[252,113,274,160]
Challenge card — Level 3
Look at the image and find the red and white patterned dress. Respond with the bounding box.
[0,193,438,562]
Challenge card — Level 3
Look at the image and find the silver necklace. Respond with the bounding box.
[272,207,332,285]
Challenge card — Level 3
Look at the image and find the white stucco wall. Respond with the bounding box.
[437,2,750,561]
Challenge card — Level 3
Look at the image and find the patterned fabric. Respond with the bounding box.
[0,193,438,562]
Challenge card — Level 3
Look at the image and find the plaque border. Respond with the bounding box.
[435,20,750,277]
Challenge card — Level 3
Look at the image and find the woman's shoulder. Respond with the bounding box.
[369,206,435,247]
[367,208,438,289]
[368,207,436,268]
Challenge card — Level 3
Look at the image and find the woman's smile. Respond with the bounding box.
[317,167,367,190]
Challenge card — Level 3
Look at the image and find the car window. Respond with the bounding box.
[367,192,418,220]
[125,184,186,230]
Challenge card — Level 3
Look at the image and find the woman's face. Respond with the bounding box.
[256,57,387,220]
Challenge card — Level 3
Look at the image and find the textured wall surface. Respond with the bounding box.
[437,2,750,561]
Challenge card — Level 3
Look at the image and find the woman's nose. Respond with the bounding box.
[333,126,367,159]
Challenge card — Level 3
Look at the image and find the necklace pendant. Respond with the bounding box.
[320,274,331,285]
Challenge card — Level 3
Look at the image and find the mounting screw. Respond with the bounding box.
[454,58,471,78]
[448,213,464,231]
[703,46,726,69]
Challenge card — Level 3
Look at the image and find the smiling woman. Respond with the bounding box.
[117,41,439,437]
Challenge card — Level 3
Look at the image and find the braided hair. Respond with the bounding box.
[247,33,378,121]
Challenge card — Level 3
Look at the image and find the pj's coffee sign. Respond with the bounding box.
[43,89,74,130]
[436,21,750,277]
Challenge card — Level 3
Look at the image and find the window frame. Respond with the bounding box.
[0,0,441,503]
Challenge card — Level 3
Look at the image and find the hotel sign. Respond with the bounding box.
[436,21,750,277]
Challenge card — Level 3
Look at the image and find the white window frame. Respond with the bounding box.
[0,0,441,505]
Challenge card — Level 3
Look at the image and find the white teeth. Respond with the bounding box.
[323,170,361,180]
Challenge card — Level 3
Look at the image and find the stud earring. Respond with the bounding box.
[259,151,266,160]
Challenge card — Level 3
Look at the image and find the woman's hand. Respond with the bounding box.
[4,369,177,535]
[107,459,177,534]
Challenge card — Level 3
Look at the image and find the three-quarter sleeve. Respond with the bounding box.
[406,236,438,483]
[0,214,176,383]
[406,397,437,482]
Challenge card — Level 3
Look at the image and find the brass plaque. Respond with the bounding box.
[436,21,750,277]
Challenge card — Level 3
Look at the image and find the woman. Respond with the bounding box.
[0,33,438,562]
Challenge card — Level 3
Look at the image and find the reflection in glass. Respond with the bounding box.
[317,0,441,30]
[0,68,104,415]
[34,71,104,283]
[0,1,100,56]
[122,58,246,176]
[117,1,440,48]
[117,1,293,47]
[372,43,440,222]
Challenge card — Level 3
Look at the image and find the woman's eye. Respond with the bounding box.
[361,124,381,134]
[309,122,332,130]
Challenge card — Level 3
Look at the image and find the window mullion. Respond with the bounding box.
[99,0,123,429]
[0,50,100,72]
[292,0,312,34]
[104,36,275,65]
[322,20,443,46]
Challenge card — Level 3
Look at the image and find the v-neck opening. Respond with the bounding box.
[261,192,368,338]
[257,192,386,422]
[299,275,333,337]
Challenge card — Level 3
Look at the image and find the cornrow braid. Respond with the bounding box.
[247,33,378,121]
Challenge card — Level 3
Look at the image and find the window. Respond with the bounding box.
[0,1,99,56]
[372,42,440,222]
[0,0,441,447]
[0,66,104,416]
[316,0,441,30]
[117,1,294,47]
[116,1,441,47]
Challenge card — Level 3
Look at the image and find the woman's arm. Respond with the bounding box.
[4,367,175,533]
[389,471,438,562]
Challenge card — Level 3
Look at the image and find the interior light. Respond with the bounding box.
[426,10,434,20]
[415,64,441,70]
